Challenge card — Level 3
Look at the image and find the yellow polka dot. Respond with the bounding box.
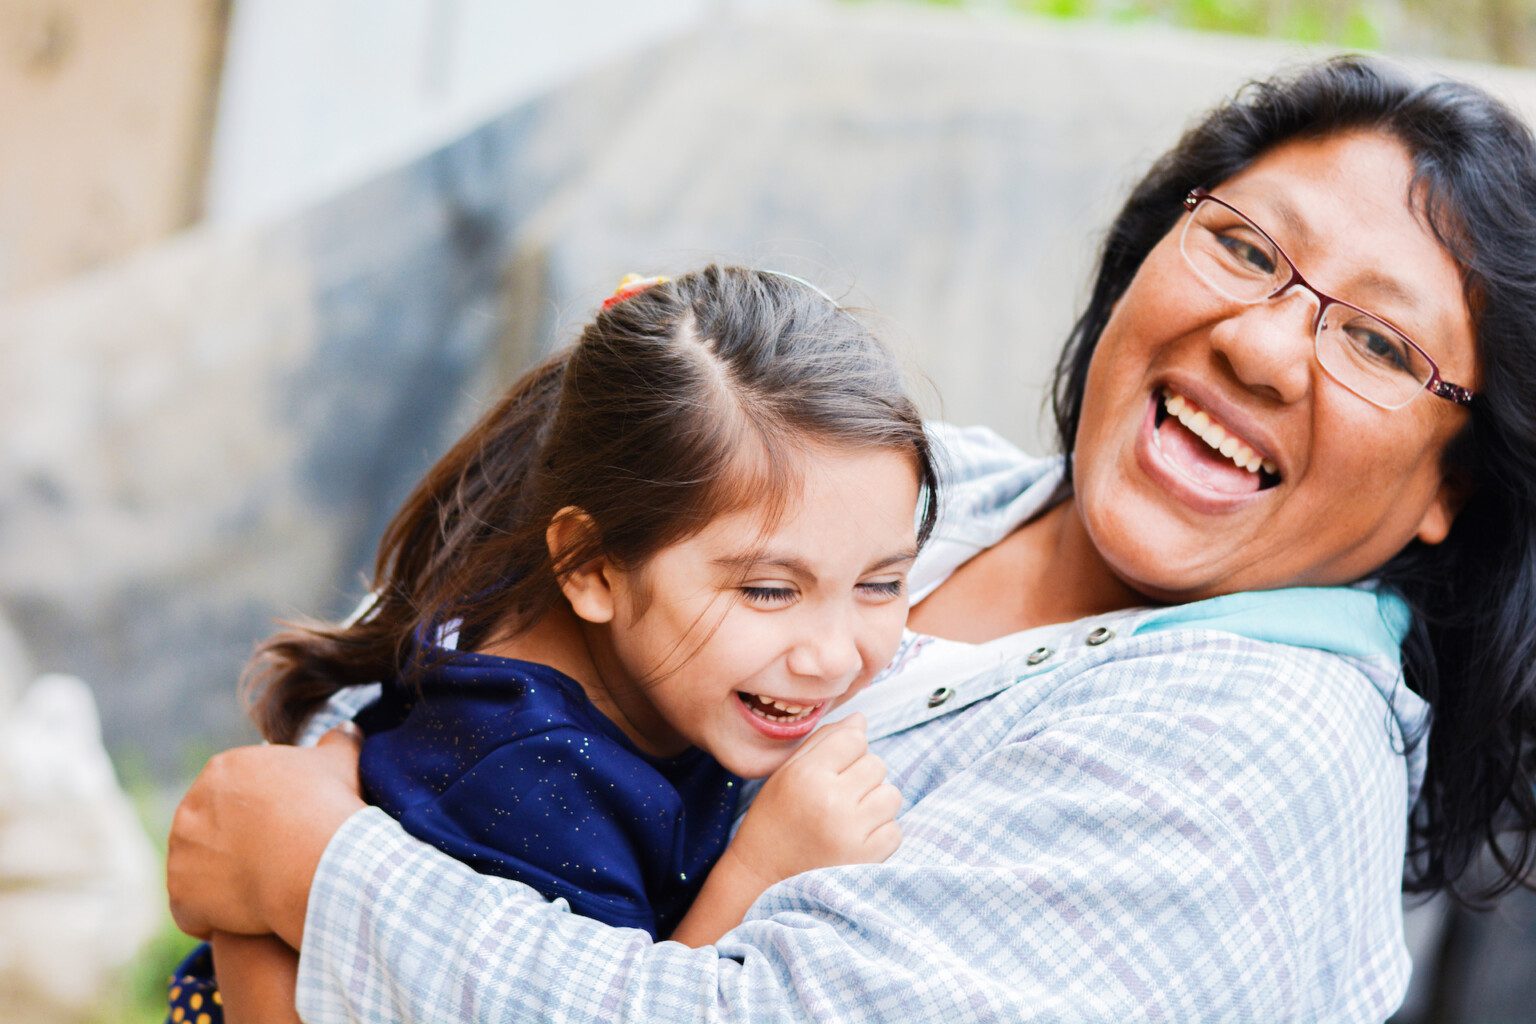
[172,1009,185,1023]
[190,993,202,1010]
[213,991,222,1005]
[197,1015,211,1024]
[169,986,181,1000]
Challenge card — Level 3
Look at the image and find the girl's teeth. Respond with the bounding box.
[747,693,816,721]
[1161,389,1276,477]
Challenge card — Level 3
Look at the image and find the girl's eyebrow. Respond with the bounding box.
[712,549,918,582]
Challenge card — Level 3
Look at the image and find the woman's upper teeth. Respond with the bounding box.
[1163,389,1278,476]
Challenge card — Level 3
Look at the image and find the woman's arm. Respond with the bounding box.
[172,645,1409,1023]
[167,726,366,946]
[669,714,902,947]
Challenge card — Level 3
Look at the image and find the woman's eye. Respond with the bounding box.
[1216,232,1277,275]
[857,579,905,600]
[741,586,797,606]
[1348,324,1413,373]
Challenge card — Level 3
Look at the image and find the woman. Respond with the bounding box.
[168,56,1536,1022]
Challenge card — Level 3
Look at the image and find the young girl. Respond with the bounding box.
[167,265,939,1023]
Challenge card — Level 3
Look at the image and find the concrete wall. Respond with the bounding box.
[6,4,1536,772]
[203,0,748,225]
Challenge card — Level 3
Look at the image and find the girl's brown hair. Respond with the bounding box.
[247,265,939,742]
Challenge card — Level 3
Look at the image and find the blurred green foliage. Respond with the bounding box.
[87,746,210,1023]
[843,0,1384,47]
[846,0,1536,66]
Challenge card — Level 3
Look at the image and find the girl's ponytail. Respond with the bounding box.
[244,352,569,742]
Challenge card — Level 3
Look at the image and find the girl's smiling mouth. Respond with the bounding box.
[734,690,832,740]
[1139,387,1283,511]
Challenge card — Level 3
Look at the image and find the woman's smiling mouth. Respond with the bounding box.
[1139,387,1283,510]
[1158,389,1279,480]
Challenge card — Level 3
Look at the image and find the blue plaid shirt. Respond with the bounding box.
[295,423,1428,1023]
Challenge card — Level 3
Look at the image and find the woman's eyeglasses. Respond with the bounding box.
[1178,188,1474,410]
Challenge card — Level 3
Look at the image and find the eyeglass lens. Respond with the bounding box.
[1179,198,1433,410]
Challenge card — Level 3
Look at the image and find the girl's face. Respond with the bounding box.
[1071,130,1478,601]
[588,446,920,779]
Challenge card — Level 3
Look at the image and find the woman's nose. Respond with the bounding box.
[1207,287,1317,404]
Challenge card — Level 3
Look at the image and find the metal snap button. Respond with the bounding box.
[1026,646,1052,665]
[927,686,956,708]
[1085,627,1114,646]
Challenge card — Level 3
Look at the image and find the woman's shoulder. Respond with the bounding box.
[925,421,1057,496]
[1048,609,1412,744]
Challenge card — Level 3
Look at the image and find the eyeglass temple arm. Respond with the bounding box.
[1429,379,1475,406]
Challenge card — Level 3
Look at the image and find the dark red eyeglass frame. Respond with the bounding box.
[1184,188,1475,408]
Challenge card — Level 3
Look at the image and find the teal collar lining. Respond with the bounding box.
[1132,584,1411,668]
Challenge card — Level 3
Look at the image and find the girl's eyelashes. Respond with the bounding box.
[858,579,905,599]
[740,578,906,606]
[740,585,797,606]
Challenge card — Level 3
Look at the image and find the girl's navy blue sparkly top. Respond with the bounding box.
[355,650,741,939]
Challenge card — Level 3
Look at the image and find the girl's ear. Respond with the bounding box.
[547,508,615,624]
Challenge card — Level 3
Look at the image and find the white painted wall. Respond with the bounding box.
[205,0,725,225]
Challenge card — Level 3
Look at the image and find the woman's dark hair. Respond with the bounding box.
[1051,56,1536,903]
[248,264,938,744]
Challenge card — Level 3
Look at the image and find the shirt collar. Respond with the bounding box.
[916,443,1427,742]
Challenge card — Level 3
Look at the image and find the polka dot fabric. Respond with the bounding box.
[165,943,223,1024]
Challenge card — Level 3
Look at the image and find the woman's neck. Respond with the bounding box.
[477,604,687,758]
[908,496,1146,643]
[1039,497,1148,621]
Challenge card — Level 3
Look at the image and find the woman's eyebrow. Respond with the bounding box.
[1352,269,1425,316]
[1262,194,1432,320]
[1259,194,1314,246]
[712,549,918,581]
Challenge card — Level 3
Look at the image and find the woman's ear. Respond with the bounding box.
[547,508,615,624]
[1414,468,1473,546]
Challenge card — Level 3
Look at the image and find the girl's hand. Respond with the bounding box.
[721,713,902,890]
[167,726,366,946]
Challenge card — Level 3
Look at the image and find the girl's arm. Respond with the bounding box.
[669,713,901,947]
[209,933,301,1024]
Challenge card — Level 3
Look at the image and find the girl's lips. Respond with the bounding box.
[731,691,831,741]
[1136,391,1276,514]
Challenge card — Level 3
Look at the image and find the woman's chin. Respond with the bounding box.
[1081,495,1241,604]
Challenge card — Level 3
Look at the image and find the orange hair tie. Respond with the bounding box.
[602,273,670,309]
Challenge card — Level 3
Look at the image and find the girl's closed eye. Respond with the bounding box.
[741,584,798,607]
[857,578,905,600]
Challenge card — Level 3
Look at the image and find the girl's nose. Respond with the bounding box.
[1207,287,1316,405]
[786,621,862,685]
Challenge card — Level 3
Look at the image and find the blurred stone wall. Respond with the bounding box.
[6,4,1536,775]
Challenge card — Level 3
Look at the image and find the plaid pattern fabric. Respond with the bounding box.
[296,424,1427,1023]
